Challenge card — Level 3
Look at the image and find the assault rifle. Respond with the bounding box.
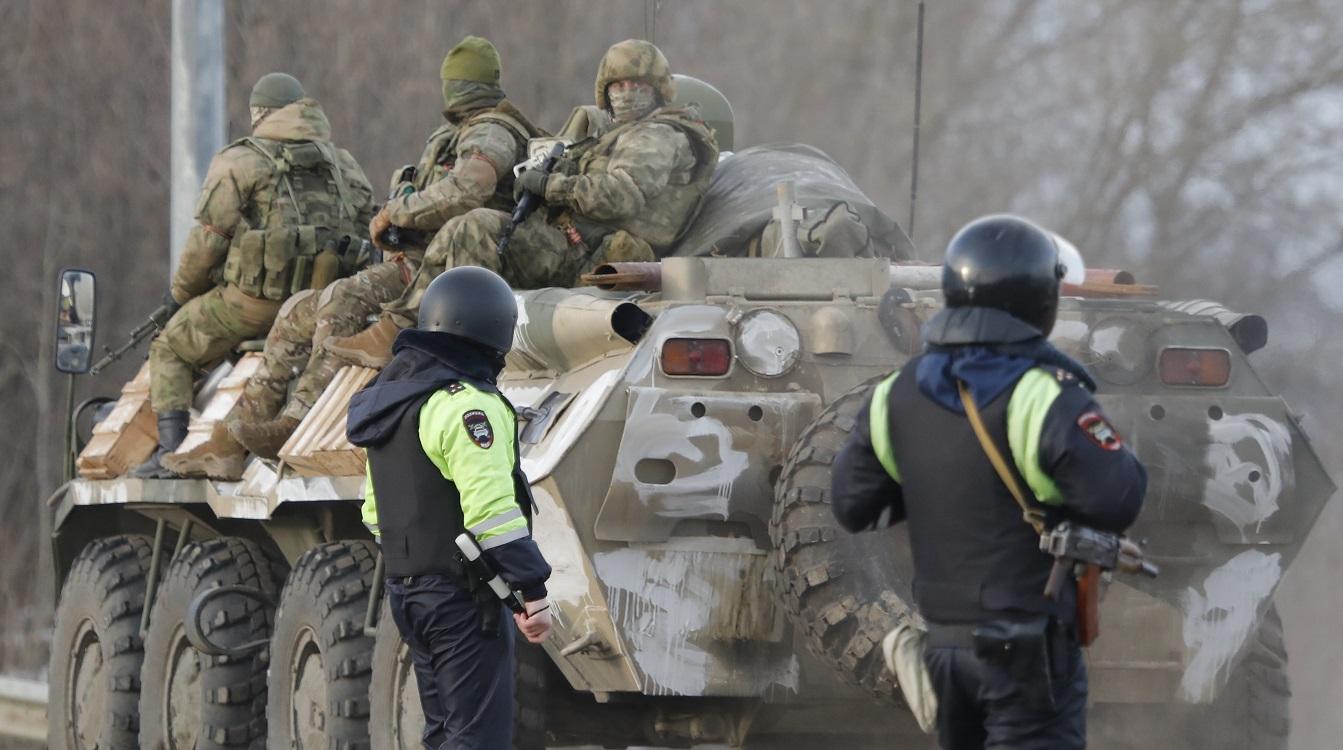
[498,142,566,255]
[1040,522,1159,645]
[377,165,430,250]
[90,300,177,375]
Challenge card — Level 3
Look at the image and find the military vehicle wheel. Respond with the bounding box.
[770,379,911,705]
[48,535,155,750]
[267,540,377,749]
[140,538,284,749]
[1090,605,1289,750]
[368,598,548,749]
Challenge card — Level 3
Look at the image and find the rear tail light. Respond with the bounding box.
[1158,348,1230,387]
[661,338,731,376]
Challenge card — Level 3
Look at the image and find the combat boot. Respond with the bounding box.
[323,316,400,368]
[129,410,190,479]
[229,415,301,460]
[162,422,247,480]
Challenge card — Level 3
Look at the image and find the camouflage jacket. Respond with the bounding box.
[383,100,543,233]
[544,106,718,251]
[172,98,374,303]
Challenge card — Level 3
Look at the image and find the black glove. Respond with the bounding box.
[163,290,182,316]
[513,168,550,202]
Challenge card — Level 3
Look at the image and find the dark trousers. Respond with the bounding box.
[924,636,1087,750]
[386,575,514,750]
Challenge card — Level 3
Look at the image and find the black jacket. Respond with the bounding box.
[831,307,1146,623]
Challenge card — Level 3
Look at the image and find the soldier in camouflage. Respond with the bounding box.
[132,73,375,479]
[220,37,543,463]
[326,38,719,368]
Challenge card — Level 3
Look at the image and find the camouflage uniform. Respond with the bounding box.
[149,97,373,413]
[374,39,718,331]
[231,38,541,457]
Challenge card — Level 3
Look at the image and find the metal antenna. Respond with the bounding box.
[908,0,926,243]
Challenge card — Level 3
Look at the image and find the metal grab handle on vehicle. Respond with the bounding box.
[183,584,277,657]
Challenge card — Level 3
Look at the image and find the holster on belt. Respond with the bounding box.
[451,552,503,639]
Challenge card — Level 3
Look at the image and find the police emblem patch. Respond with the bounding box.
[462,409,494,449]
[1078,412,1122,451]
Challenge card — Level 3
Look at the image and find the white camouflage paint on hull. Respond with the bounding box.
[1203,413,1292,535]
[1178,549,1282,703]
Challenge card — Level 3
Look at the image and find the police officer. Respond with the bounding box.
[830,214,1146,749]
[347,266,552,749]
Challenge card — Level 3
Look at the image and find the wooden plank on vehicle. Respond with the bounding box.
[77,361,157,478]
[280,365,377,477]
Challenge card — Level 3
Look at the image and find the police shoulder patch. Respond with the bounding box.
[462,409,494,449]
[1077,411,1123,451]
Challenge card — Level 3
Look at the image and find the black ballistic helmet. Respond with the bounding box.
[416,266,518,354]
[942,214,1065,334]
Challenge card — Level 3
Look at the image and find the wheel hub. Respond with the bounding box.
[68,620,105,749]
[291,628,329,749]
[164,625,203,749]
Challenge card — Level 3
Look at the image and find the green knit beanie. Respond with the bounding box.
[440,36,502,84]
[249,73,305,108]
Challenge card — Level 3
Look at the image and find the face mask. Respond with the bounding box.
[608,82,657,123]
[441,80,504,121]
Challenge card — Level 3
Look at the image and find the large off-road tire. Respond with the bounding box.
[770,379,914,705]
[1090,605,1290,750]
[139,538,285,749]
[48,534,155,750]
[267,540,378,749]
[368,599,548,749]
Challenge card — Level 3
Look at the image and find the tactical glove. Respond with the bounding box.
[513,168,550,202]
[163,290,183,316]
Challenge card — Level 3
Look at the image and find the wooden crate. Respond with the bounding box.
[171,353,266,459]
[279,365,378,477]
[76,362,157,479]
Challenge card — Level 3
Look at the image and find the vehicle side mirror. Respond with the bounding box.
[55,268,96,375]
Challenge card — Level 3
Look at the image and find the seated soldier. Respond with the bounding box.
[325,38,720,369]
[133,73,374,479]
[179,37,547,469]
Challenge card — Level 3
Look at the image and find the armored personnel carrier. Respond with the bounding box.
[45,145,1334,749]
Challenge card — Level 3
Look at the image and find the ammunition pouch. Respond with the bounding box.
[224,224,330,300]
[972,617,1056,711]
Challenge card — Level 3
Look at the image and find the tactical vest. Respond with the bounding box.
[413,101,543,214]
[872,360,1073,625]
[366,388,534,579]
[222,137,362,300]
[557,106,718,251]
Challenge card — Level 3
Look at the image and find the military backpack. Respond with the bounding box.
[222,137,361,300]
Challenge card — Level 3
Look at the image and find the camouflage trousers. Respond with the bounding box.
[149,285,282,412]
[238,257,419,424]
[382,208,588,328]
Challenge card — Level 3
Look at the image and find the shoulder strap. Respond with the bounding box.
[957,379,1047,536]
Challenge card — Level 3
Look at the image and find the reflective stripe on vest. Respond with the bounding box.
[869,366,1069,504]
[1005,368,1066,505]
[869,370,902,483]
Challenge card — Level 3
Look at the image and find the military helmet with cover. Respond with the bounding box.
[942,214,1065,334]
[249,72,305,108]
[417,266,518,354]
[671,74,734,151]
[594,39,675,110]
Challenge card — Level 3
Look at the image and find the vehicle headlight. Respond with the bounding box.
[735,309,801,377]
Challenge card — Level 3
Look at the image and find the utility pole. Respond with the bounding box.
[170,0,226,277]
